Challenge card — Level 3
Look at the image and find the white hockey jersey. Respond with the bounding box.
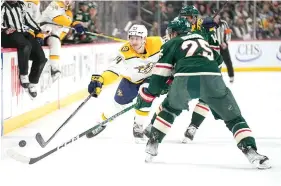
[24,0,40,22]
[38,1,73,40]
[102,37,164,85]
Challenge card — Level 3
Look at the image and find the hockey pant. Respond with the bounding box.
[149,75,257,150]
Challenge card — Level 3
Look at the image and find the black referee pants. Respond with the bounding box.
[220,46,234,78]
[1,31,47,84]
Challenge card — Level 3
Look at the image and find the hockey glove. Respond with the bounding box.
[73,24,85,35]
[202,17,219,29]
[88,74,104,97]
[35,33,45,46]
[135,87,156,111]
[160,76,174,95]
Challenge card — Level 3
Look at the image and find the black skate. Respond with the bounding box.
[242,146,271,169]
[182,125,197,143]
[133,122,144,143]
[145,137,159,163]
[51,66,61,83]
[28,83,37,99]
[19,75,29,89]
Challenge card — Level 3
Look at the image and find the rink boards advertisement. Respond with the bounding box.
[1,41,280,135]
[226,40,281,71]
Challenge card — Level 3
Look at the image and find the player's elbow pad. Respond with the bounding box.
[53,15,72,27]
[101,70,119,86]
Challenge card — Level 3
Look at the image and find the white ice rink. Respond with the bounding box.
[1,72,281,186]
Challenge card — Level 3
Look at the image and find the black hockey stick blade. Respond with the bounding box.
[35,133,47,148]
[6,104,134,164]
[86,125,107,138]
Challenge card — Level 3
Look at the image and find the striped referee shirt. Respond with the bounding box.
[215,19,231,45]
[1,1,41,33]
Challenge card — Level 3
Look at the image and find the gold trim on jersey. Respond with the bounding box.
[24,0,40,5]
[53,15,72,27]
[119,36,163,60]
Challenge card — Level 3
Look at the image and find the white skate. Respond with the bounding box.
[182,125,197,143]
[243,146,271,169]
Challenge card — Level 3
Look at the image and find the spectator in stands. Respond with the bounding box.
[152,2,177,36]
[1,0,47,98]
[88,2,101,34]
[232,17,251,40]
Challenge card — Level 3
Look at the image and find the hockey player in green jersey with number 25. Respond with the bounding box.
[134,17,271,169]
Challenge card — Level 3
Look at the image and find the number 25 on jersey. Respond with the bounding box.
[181,39,214,61]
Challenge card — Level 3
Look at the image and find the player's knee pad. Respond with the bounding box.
[162,97,182,117]
[46,35,61,56]
[103,99,127,120]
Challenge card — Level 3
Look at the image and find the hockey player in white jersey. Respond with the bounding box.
[24,0,40,22]
[87,25,164,143]
[38,0,85,82]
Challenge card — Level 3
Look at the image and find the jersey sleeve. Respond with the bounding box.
[148,40,177,96]
[100,53,124,86]
[46,2,72,27]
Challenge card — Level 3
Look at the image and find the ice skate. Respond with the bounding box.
[242,146,271,169]
[145,138,159,163]
[27,83,37,99]
[143,123,152,138]
[19,75,29,89]
[229,76,234,83]
[50,66,61,83]
[133,122,145,144]
[182,125,197,143]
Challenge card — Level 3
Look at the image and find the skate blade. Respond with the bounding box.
[145,154,154,163]
[182,137,192,144]
[254,159,272,169]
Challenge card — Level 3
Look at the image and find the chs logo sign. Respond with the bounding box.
[235,44,262,62]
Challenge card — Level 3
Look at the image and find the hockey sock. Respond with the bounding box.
[225,116,257,150]
[150,103,182,143]
[190,102,210,128]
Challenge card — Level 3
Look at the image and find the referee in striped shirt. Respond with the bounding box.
[1,0,47,98]
[213,13,235,83]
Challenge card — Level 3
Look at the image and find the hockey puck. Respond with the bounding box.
[19,140,26,147]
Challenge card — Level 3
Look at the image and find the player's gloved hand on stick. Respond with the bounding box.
[73,24,85,34]
[88,74,103,97]
[135,87,156,110]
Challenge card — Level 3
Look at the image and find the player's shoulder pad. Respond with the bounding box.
[119,42,135,60]
[24,0,39,5]
[145,36,163,56]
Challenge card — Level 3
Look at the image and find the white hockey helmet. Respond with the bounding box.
[128,24,148,39]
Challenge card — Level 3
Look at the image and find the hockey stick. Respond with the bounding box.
[35,92,95,148]
[85,32,127,42]
[212,0,229,18]
[40,22,127,43]
[6,104,135,164]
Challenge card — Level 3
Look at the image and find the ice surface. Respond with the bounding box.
[1,72,281,186]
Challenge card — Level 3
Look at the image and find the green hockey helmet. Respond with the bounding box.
[179,5,199,17]
[167,17,192,35]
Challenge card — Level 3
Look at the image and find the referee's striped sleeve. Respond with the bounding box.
[1,5,6,31]
[222,20,231,42]
[24,11,41,32]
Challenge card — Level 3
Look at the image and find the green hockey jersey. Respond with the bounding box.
[148,33,221,95]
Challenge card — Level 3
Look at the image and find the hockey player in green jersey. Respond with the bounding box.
[134,18,271,169]
[179,5,224,143]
